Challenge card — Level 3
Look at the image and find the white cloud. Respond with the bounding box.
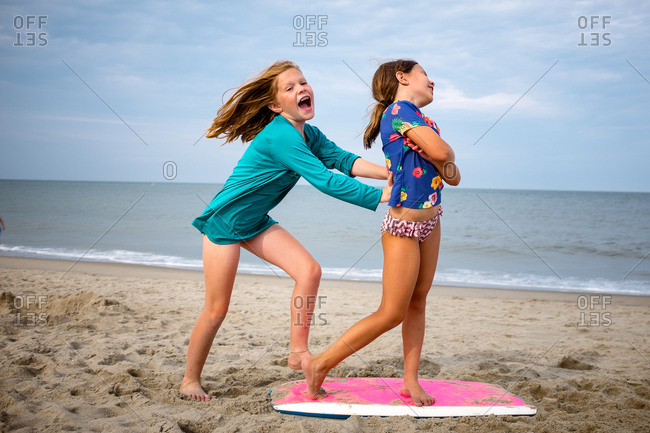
[434,81,553,116]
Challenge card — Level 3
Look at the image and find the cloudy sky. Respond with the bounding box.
[1,0,648,191]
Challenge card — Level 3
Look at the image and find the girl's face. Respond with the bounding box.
[402,64,435,107]
[269,68,315,128]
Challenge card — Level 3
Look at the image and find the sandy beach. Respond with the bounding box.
[1,256,648,432]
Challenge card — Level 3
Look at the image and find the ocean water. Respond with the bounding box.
[0,180,648,296]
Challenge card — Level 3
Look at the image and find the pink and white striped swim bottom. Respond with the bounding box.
[380,206,443,243]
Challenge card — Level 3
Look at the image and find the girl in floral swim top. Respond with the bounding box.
[301,60,460,406]
[381,99,444,210]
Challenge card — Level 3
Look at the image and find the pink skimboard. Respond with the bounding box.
[270,378,536,418]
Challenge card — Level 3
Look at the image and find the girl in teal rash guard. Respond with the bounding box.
[192,115,381,243]
[180,61,393,401]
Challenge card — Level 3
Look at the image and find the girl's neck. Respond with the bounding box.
[280,114,307,140]
[393,90,421,108]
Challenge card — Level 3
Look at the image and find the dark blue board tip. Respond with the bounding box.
[275,410,351,419]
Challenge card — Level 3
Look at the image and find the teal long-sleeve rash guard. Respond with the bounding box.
[192,115,382,244]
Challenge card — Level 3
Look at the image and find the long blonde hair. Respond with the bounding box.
[363,59,418,149]
[206,60,300,144]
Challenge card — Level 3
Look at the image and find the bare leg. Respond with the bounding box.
[303,233,421,398]
[242,224,321,370]
[400,222,441,406]
[180,236,240,401]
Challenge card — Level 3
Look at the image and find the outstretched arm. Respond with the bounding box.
[350,158,392,202]
[350,158,389,180]
[404,127,461,186]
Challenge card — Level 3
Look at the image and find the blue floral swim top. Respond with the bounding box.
[380,100,443,209]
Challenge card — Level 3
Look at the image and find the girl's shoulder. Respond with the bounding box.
[384,100,439,135]
[304,122,324,139]
[388,100,422,115]
[382,101,423,125]
[256,116,323,148]
[384,100,425,125]
[258,115,300,139]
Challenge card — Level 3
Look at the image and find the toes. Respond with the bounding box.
[193,393,210,402]
[180,385,211,402]
[309,387,327,399]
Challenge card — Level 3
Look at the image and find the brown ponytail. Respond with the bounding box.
[363,59,418,149]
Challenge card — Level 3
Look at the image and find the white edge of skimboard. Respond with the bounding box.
[272,402,537,418]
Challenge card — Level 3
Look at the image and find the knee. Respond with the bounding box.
[296,260,321,286]
[386,311,406,330]
[374,308,406,331]
[407,296,427,315]
[202,306,228,329]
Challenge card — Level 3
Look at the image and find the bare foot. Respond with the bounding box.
[301,354,328,399]
[288,350,311,370]
[401,380,434,407]
[180,378,211,402]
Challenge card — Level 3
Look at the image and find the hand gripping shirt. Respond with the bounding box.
[380,100,444,209]
[193,115,382,244]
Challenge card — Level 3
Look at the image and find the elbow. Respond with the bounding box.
[446,174,461,186]
[450,170,461,186]
[440,162,460,186]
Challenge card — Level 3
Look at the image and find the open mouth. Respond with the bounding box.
[298,95,312,110]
